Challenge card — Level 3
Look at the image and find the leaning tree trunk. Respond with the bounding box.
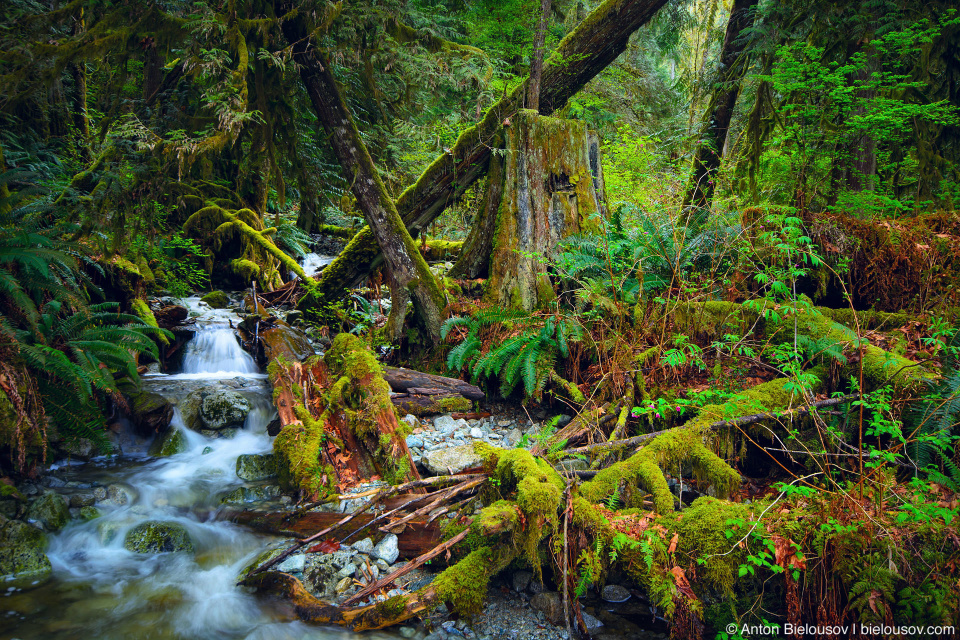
[681,0,759,224]
[484,110,608,310]
[277,5,447,344]
[301,0,669,311]
[526,0,552,112]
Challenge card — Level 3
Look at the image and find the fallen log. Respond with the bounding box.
[391,393,472,417]
[383,367,484,400]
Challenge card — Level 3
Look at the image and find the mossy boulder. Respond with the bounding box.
[124,521,195,554]
[236,453,278,481]
[148,429,188,457]
[129,391,174,437]
[79,506,101,521]
[26,492,70,532]
[0,516,52,587]
[200,290,230,309]
[181,386,250,432]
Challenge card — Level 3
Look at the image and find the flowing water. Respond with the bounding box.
[0,299,396,640]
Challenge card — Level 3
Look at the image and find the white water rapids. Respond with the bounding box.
[1,298,398,640]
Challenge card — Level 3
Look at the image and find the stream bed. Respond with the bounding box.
[0,298,398,640]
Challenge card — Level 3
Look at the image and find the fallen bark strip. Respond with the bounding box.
[341,524,473,606]
[563,393,862,457]
[391,393,472,417]
[304,0,671,303]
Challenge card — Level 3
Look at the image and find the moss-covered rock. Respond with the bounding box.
[0,516,52,587]
[260,322,314,363]
[148,429,187,457]
[79,506,101,521]
[198,388,251,431]
[129,391,174,437]
[124,521,195,554]
[26,492,70,532]
[201,290,230,309]
[236,453,278,481]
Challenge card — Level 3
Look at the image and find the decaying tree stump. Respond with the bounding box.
[484,110,608,310]
[270,333,421,499]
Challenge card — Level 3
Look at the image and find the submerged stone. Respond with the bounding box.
[148,429,187,457]
[124,521,195,554]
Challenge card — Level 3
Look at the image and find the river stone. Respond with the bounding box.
[372,533,399,565]
[236,454,277,481]
[352,537,375,554]
[61,437,97,460]
[433,415,468,434]
[128,391,174,437]
[335,575,353,594]
[601,583,631,603]
[124,521,195,554]
[199,389,250,431]
[149,429,187,457]
[529,591,563,626]
[422,444,482,475]
[0,516,52,587]
[26,492,70,532]
[581,611,603,632]
[79,506,101,521]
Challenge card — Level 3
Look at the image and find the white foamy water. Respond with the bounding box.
[301,253,334,277]
[182,328,259,376]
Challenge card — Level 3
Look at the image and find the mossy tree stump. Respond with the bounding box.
[270,334,420,500]
[482,110,608,310]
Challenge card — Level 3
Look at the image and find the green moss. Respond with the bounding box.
[429,547,496,617]
[374,594,408,619]
[200,290,230,309]
[273,405,330,499]
[123,521,194,553]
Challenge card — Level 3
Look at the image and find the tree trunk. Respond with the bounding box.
[681,0,759,223]
[527,0,552,112]
[485,110,607,310]
[303,0,669,308]
[277,5,447,344]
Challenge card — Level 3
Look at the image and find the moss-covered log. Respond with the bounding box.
[304,0,670,304]
[269,334,420,500]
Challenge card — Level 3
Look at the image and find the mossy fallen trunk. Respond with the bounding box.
[269,334,420,500]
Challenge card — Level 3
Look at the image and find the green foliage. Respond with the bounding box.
[442,308,581,398]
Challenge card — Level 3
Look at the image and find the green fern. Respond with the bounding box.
[441,309,582,399]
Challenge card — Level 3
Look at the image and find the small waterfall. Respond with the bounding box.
[299,253,334,278]
[182,329,258,376]
[15,299,388,640]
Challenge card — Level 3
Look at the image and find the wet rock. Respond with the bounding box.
[148,429,187,457]
[581,611,603,632]
[423,444,483,475]
[128,391,174,437]
[266,417,282,437]
[199,388,250,431]
[236,454,277,481]
[260,321,314,363]
[512,570,532,592]
[26,492,70,532]
[335,575,353,594]
[219,483,281,504]
[154,305,188,328]
[200,290,230,309]
[104,484,135,506]
[0,516,52,587]
[528,579,544,595]
[79,506,101,521]
[601,584,631,603]
[61,437,97,460]
[68,492,96,508]
[529,592,563,626]
[202,446,213,455]
[124,521,195,554]
[372,533,399,565]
